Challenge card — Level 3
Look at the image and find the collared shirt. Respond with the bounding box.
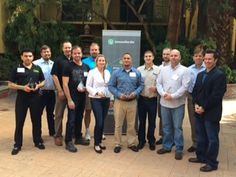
[9,63,45,94]
[108,67,144,99]
[157,63,190,108]
[188,63,206,93]
[33,58,55,90]
[159,61,170,70]
[86,67,112,98]
[138,64,160,98]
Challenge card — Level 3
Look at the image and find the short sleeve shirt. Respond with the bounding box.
[9,63,45,94]
[62,61,89,97]
[51,54,71,87]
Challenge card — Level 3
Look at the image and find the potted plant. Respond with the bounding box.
[220,65,236,99]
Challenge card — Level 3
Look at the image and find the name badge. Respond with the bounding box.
[17,68,25,73]
[84,72,88,77]
[172,74,179,81]
[129,72,136,77]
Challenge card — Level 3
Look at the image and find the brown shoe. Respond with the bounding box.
[157,148,171,154]
[54,137,63,146]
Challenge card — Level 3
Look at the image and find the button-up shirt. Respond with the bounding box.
[108,67,144,99]
[33,58,55,90]
[188,63,206,93]
[138,64,160,98]
[86,67,112,98]
[159,61,170,70]
[157,63,190,108]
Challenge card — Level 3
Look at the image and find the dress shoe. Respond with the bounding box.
[157,148,171,154]
[137,142,145,150]
[54,137,63,146]
[114,146,121,153]
[188,157,204,163]
[66,142,77,153]
[74,138,90,146]
[175,152,183,160]
[187,146,196,152]
[94,146,102,154]
[128,145,139,152]
[200,164,217,172]
[156,138,163,145]
[149,144,156,151]
[99,143,106,150]
[11,147,21,155]
[35,143,45,150]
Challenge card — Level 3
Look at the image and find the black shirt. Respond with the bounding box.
[51,54,71,87]
[62,61,89,98]
[9,63,45,94]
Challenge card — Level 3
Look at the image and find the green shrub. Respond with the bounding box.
[0,54,18,80]
[219,65,236,83]
[156,41,192,67]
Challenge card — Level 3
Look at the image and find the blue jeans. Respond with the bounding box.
[161,105,185,153]
[91,98,110,146]
[138,96,157,145]
[65,93,86,143]
[195,116,220,168]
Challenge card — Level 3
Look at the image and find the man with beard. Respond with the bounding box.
[33,45,55,137]
[62,46,90,152]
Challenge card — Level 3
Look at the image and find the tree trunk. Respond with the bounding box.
[167,0,183,47]
[197,0,208,39]
[207,0,233,65]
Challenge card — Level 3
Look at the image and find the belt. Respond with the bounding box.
[140,95,157,100]
[120,98,136,102]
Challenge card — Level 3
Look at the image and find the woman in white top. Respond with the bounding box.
[86,54,111,153]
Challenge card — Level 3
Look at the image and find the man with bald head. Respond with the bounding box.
[156,49,190,160]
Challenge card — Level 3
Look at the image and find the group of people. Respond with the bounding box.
[8,41,226,172]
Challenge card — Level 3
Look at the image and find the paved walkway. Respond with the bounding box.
[0,93,236,177]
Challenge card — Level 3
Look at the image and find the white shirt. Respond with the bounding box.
[33,58,55,90]
[86,67,112,98]
[157,63,191,108]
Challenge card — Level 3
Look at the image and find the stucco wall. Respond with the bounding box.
[0,0,7,53]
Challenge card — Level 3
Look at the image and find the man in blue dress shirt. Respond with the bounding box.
[108,53,144,153]
[33,45,55,137]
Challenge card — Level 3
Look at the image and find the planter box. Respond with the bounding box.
[224,84,236,99]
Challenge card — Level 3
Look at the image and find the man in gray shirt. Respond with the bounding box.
[156,49,190,160]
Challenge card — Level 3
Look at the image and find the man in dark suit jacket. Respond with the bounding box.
[188,49,227,172]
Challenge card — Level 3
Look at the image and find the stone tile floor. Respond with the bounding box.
[0,93,236,177]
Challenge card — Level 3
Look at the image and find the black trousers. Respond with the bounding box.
[14,93,42,148]
[138,96,157,145]
[39,90,55,136]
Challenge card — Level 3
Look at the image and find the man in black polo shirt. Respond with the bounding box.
[62,46,90,152]
[8,48,46,155]
[51,41,72,146]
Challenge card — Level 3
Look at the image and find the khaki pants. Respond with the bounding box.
[54,93,67,137]
[114,99,137,147]
[187,93,197,147]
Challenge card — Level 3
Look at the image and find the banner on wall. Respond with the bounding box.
[102,30,141,134]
